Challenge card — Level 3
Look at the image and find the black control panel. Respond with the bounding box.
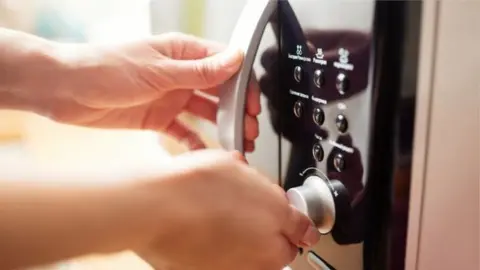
[264,1,375,246]
[257,1,420,269]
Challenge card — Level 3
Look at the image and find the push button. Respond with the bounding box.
[312,143,324,162]
[313,69,325,88]
[335,114,348,133]
[336,72,349,94]
[313,107,325,126]
[294,66,303,83]
[333,153,346,172]
[293,100,304,118]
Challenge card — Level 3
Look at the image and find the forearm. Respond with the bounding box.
[0,28,65,112]
[0,179,158,270]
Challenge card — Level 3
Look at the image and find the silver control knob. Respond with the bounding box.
[286,175,336,234]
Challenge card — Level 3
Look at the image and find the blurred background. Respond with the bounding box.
[0,0,251,269]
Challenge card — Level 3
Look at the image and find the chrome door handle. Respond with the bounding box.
[217,0,277,152]
[217,0,308,153]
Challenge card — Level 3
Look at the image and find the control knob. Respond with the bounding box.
[287,175,350,235]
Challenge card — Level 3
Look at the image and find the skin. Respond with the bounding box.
[0,28,320,270]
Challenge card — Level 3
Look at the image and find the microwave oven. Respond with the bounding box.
[216,0,479,269]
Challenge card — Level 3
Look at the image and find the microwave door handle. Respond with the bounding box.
[217,0,278,153]
[217,0,308,153]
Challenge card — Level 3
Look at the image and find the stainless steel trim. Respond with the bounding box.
[217,0,277,152]
[404,0,440,268]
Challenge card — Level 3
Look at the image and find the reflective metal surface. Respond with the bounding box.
[226,0,423,269]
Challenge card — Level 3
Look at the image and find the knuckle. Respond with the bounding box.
[195,66,210,84]
[194,61,216,86]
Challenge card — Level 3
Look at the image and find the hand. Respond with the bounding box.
[36,32,261,150]
[134,149,320,270]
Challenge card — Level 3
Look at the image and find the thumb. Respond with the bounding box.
[282,205,321,248]
[163,47,244,89]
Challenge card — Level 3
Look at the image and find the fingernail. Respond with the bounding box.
[300,225,321,247]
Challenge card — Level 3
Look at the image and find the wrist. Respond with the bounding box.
[0,29,68,113]
[125,167,198,251]
[103,180,169,251]
[0,181,146,269]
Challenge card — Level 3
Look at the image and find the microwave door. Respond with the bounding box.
[218,0,376,270]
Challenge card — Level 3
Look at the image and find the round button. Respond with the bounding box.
[313,69,325,88]
[286,175,336,234]
[293,100,304,118]
[312,143,324,162]
[313,107,325,126]
[333,153,346,172]
[294,66,303,83]
[335,114,348,133]
[336,73,349,94]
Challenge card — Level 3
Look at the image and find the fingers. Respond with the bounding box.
[185,92,259,146]
[78,106,207,151]
[246,75,261,116]
[185,94,217,123]
[196,75,261,119]
[165,119,206,150]
[149,32,226,60]
[97,95,257,152]
[244,115,259,141]
[161,48,244,90]
[282,205,320,248]
[244,140,255,153]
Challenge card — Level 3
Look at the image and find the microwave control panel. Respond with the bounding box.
[276,1,375,246]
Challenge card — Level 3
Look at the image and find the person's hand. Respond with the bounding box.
[35,32,261,150]
[133,149,320,270]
